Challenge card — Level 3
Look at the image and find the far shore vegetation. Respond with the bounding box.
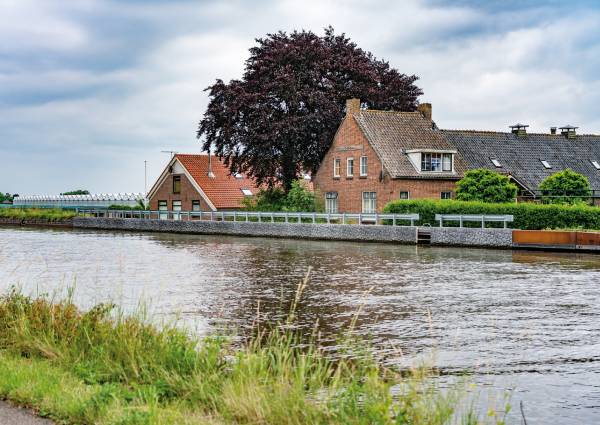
[0,278,511,425]
[0,208,75,222]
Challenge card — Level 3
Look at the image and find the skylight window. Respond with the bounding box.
[241,188,253,196]
[490,158,502,168]
[592,160,600,170]
[541,160,552,169]
[234,173,243,179]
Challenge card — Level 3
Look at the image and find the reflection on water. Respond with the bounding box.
[1,226,599,424]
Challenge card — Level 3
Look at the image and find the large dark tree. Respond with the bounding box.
[198,27,423,191]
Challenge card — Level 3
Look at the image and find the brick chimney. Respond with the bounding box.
[417,103,432,121]
[345,98,360,116]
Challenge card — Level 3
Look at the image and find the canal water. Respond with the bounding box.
[1,226,599,424]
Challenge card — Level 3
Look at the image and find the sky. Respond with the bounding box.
[1,0,600,195]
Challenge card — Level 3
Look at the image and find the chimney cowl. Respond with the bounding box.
[345,98,360,116]
[509,123,529,137]
[559,125,578,139]
[417,103,432,121]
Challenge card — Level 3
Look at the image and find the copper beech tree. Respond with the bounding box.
[198,27,422,191]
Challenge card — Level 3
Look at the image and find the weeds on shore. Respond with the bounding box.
[0,277,509,424]
[0,208,75,222]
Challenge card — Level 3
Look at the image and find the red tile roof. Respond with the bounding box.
[175,154,261,209]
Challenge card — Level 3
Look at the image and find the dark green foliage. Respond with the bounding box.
[107,204,145,211]
[0,208,75,222]
[383,199,600,230]
[243,180,323,212]
[198,27,422,192]
[0,193,15,203]
[539,169,592,204]
[61,190,90,195]
[455,169,518,203]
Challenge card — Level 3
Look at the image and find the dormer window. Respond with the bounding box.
[541,160,552,169]
[592,160,600,170]
[421,153,453,172]
[491,158,502,168]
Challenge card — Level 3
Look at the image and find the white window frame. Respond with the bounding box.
[362,191,377,214]
[325,192,338,213]
[491,158,502,168]
[241,188,253,196]
[192,200,201,212]
[399,191,410,200]
[591,160,600,170]
[347,157,354,177]
[360,156,368,177]
[333,158,341,178]
[541,160,552,169]
[158,200,168,220]
[421,152,453,172]
[172,200,182,221]
[440,191,452,200]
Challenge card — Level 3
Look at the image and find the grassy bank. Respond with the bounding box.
[0,208,75,222]
[0,285,509,424]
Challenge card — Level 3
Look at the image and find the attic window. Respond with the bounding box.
[592,160,600,170]
[490,158,502,168]
[241,188,253,196]
[234,173,243,179]
[541,160,552,169]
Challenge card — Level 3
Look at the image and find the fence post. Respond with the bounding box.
[342,213,345,225]
[312,213,316,224]
[481,216,485,229]
[459,217,463,228]
[285,213,288,223]
[439,217,443,227]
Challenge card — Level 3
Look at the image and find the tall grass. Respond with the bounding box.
[0,208,75,222]
[0,279,509,424]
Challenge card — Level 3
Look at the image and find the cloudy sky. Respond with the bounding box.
[2,0,599,195]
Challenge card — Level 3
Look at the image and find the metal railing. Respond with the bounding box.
[76,209,420,226]
[435,214,514,228]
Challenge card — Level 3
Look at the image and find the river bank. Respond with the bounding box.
[0,288,508,425]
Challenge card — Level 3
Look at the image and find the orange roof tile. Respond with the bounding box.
[175,154,261,209]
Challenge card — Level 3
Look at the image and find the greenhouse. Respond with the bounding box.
[12,193,146,209]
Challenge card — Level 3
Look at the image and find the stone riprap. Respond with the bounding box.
[73,217,418,244]
[427,226,513,247]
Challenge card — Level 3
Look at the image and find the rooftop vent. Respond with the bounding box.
[509,123,529,137]
[560,125,578,139]
[550,127,557,135]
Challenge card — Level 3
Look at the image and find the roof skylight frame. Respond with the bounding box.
[490,158,502,168]
[241,188,253,196]
[540,160,552,169]
[592,160,600,170]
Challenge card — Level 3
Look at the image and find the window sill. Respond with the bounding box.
[333,176,340,180]
[359,175,367,179]
[346,176,354,180]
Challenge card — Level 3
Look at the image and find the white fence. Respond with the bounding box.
[77,209,420,226]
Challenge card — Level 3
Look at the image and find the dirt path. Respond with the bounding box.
[0,401,53,425]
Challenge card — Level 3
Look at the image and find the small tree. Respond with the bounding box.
[455,169,518,203]
[61,190,90,196]
[243,180,322,212]
[539,169,591,204]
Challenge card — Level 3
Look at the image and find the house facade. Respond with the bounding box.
[147,154,260,212]
[313,99,463,213]
[314,99,600,212]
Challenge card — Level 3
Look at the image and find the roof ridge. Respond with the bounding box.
[356,110,420,115]
[442,129,600,137]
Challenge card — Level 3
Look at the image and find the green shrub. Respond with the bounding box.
[243,180,323,212]
[0,208,75,222]
[455,169,518,203]
[383,199,600,230]
[539,169,592,204]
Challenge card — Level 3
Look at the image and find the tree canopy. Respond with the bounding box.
[198,27,422,191]
[61,190,90,196]
[455,169,518,203]
[539,169,591,204]
[0,193,15,203]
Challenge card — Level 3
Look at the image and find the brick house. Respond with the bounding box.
[314,99,600,212]
[147,154,260,212]
[313,99,465,213]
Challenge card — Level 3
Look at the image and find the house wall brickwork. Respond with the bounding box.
[148,173,212,211]
[314,115,458,213]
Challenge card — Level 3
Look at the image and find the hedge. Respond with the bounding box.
[383,199,600,230]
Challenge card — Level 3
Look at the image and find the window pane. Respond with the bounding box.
[441,191,452,200]
[360,156,368,175]
[362,192,376,213]
[173,176,181,193]
[399,191,409,200]
[326,192,338,213]
[421,153,431,171]
[431,153,441,171]
[347,158,354,176]
[442,154,452,171]
[334,159,340,177]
